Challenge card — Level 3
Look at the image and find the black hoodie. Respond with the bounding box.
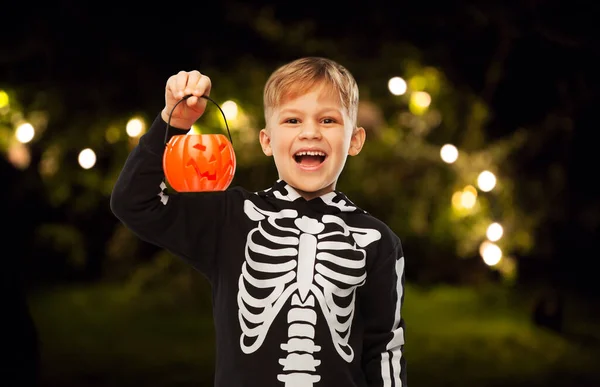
[110,113,407,387]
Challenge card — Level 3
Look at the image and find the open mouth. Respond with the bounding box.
[294,150,327,167]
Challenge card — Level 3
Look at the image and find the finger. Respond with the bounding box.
[187,92,208,114]
[185,70,202,96]
[174,70,191,98]
[186,95,199,107]
[194,74,212,97]
[165,74,178,98]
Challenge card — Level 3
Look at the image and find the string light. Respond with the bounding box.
[461,185,477,209]
[486,222,503,242]
[477,170,496,192]
[15,123,35,143]
[78,148,96,169]
[409,91,431,115]
[222,100,239,120]
[388,77,407,96]
[440,144,458,164]
[480,241,502,266]
[126,117,145,138]
[437,138,507,267]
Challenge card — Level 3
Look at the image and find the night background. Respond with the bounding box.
[2,1,599,386]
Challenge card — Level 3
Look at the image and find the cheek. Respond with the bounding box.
[327,132,350,151]
[271,134,291,154]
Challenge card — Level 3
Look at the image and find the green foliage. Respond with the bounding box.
[404,286,599,386]
[0,9,566,284]
[28,282,600,387]
[29,283,217,387]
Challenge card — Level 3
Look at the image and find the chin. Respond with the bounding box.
[291,180,334,196]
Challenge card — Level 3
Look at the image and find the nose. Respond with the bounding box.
[298,121,322,140]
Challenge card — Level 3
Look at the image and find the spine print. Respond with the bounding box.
[278,231,322,386]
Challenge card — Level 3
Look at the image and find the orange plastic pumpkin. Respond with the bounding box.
[162,95,236,192]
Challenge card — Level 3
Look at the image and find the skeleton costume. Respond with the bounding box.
[111,114,407,387]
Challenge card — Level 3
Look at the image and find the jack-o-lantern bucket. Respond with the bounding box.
[162,95,236,192]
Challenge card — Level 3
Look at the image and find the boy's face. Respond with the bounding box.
[259,83,365,200]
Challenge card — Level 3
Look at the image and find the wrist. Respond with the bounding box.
[161,108,193,130]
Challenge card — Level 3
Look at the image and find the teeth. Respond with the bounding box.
[295,151,326,156]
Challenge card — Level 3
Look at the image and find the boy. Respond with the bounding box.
[111,57,407,387]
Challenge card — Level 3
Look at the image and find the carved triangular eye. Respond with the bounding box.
[193,143,206,151]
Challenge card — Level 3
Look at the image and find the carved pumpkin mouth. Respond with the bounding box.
[294,150,327,166]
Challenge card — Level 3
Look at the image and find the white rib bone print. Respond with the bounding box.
[239,199,382,386]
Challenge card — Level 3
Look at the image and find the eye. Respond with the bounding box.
[322,118,337,124]
[284,118,300,124]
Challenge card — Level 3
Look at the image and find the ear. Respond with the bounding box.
[348,126,366,156]
[259,128,273,156]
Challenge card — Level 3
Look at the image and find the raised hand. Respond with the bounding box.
[161,70,212,129]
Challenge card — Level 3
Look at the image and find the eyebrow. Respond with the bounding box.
[278,108,343,116]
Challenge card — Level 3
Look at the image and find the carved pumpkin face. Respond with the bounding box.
[163,134,236,192]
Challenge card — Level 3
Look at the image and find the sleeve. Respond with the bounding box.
[361,239,407,387]
[110,113,227,280]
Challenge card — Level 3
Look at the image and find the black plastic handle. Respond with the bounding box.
[164,94,234,146]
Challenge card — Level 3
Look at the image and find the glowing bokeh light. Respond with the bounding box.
[0,90,9,108]
[222,100,239,120]
[15,123,35,143]
[440,144,458,164]
[126,118,145,138]
[8,143,31,169]
[480,241,502,266]
[461,190,477,209]
[78,148,97,169]
[409,91,432,115]
[478,170,497,192]
[486,222,504,242]
[388,77,407,96]
[411,91,431,108]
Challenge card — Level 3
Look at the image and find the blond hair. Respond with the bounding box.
[263,57,359,126]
